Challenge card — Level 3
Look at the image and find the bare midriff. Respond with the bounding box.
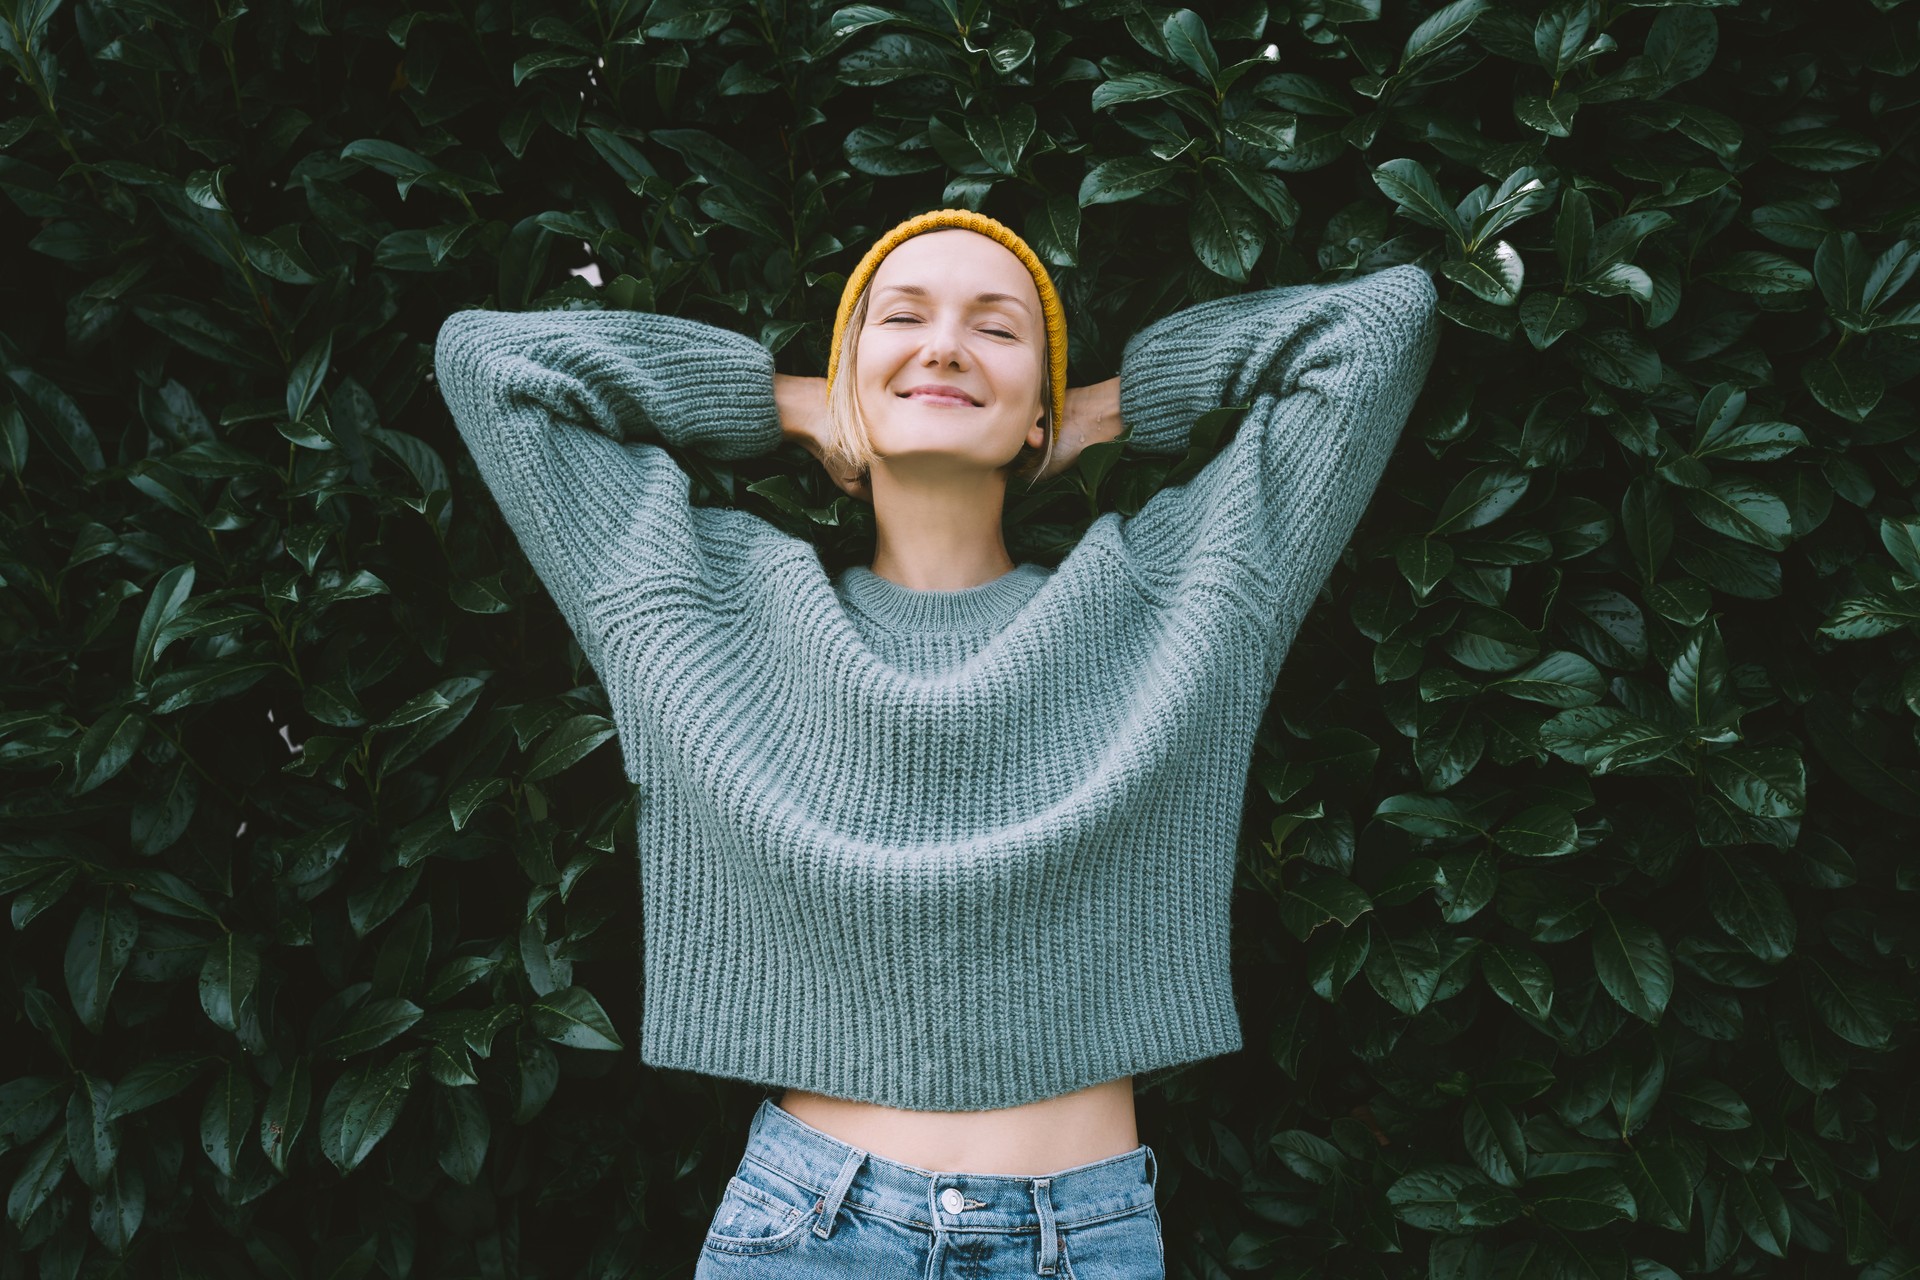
[776,1075,1138,1176]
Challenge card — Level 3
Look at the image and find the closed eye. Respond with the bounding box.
[882,316,1018,340]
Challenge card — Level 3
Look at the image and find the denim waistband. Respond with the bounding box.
[742,1096,1158,1237]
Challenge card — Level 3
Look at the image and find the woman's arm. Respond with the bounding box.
[1116,265,1437,456]
[1033,378,1125,484]
[1109,265,1441,677]
[433,306,782,665]
[774,372,873,501]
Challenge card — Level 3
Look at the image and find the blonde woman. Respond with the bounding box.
[434,207,1439,1277]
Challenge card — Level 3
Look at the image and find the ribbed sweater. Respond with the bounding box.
[432,263,1440,1111]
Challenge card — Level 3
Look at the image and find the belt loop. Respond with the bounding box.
[1031,1176,1059,1275]
[813,1146,865,1240]
[1144,1144,1158,1194]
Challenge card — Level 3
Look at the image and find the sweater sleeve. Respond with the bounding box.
[1110,264,1441,681]
[432,306,783,667]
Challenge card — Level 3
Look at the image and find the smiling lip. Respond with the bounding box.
[900,385,981,407]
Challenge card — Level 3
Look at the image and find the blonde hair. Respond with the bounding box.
[823,278,1057,494]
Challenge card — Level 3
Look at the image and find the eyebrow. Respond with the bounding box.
[873,284,1034,319]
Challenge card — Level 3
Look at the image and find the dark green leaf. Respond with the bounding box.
[1402,0,1489,67]
[319,997,424,1059]
[1161,9,1220,84]
[506,1030,559,1125]
[1433,467,1531,536]
[1491,806,1579,858]
[64,1072,116,1189]
[1704,852,1797,962]
[1187,174,1264,283]
[1804,956,1909,1048]
[7,1128,69,1232]
[1279,874,1374,941]
[1703,749,1805,820]
[1480,941,1554,1019]
[527,986,624,1051]
[258,1055,310,1177]
[1493,652,1605,707]
[432,1085,490,1185]
[1728,1168,1790,1258]
[1373,158,1464,240]
[1441,604,1539,672]
[318,1055,416,1175]
[64,898,139,1036]
[1682,479,1791,552]
[198,1059,253,1179]
[1463,1095,1526,1187]
[1078,157,1179,206]
[1365,924,1445,1015]
[1386,1163,1483,1232]
[88,1155,145,1254]
[1374,792,1480,838]
[198,932,261,1034]
[1592,905,1673,1022]
[1622,1139,1697,1232]
[2,1077,70,1153]
[1527,1168,1636,1230]
[1667,1078,1751,1130]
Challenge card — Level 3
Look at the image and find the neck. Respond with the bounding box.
[867,460,1018,590]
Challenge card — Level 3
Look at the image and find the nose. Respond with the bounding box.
[918,318,968,368]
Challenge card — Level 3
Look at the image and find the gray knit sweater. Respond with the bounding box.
[432,263,1440,1110]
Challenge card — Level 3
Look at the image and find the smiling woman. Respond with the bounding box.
[762,214,1163,1195]
[433,205,1439,1280]
[865,256,1039,429]
[821,223,1060,504]
[831,224,1068,593]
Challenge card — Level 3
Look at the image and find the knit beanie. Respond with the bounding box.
[827,208,1069,445]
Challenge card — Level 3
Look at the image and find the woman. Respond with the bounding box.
[433,208,1439,1277]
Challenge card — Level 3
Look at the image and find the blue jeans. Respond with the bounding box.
[694,1096,1166,1278]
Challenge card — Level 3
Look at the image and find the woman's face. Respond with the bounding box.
[855,228,1048,480]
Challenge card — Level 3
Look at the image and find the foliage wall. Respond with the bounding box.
[3,0,1918,1277]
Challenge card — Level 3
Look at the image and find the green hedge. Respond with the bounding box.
[3,0,1918,1276]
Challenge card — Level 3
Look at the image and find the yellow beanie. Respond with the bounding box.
[827,208,1069,446]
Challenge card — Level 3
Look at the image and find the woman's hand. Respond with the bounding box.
[775,373,872,503]
[1030,377,1124,484]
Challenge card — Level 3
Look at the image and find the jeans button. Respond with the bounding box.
[940,1187,964,1214]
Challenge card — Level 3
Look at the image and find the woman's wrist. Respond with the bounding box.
[773,373,823,442]
[1098,376,1124,443]
[1074,376,1124,446]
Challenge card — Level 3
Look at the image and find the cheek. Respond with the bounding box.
[856,338,903,387]
[991,350,1044,401]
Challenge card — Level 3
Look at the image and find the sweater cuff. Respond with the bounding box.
[1117,310,1233,456]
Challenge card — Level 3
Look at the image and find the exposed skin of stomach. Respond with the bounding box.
[775,1075,1138,1176]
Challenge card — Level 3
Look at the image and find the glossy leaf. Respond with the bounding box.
[258,1055,311,1177]
[318,1056,416,1175]
[198,932,261,1034]
[527,986,624,1051]
[198,1059,253,1179]
[432,1085,490,1185]
[64,898,139,1036]
[1593,905,1673,1023]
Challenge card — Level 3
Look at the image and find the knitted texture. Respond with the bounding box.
[826,207,1070,443]
[432,264,1441,1111]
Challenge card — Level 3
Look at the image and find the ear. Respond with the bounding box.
[1028,416,1046,448]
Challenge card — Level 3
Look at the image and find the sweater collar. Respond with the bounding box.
[836,561,1051,634]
